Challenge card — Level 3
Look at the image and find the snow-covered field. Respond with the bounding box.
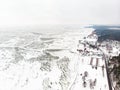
[0,27,110,90]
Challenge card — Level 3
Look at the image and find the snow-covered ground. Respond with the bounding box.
[0,27,111,90]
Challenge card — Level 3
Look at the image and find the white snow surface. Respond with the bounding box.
[0,28,111,90]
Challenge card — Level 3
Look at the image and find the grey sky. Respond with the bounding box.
[0,0,120,27]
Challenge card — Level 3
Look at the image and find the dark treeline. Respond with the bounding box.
[108,54,120,89]
[89,25,120,42]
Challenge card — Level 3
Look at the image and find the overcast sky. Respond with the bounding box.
[0,0,120,27]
